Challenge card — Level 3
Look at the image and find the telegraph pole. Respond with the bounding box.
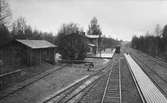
[99,34,102,57]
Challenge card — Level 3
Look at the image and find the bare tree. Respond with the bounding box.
[0,0,12,46]
[58,23,81,35]
[154,24,161,36]
[12,17,27,36]
[0,0,11,26]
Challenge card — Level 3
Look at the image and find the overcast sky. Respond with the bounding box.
[8,0,167,41]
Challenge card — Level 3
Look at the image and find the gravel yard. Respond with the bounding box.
[0,58,108,103]
[0,63,60,90]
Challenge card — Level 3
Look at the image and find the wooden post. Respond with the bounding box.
[52,48,55,64]
[30,49,32,66]
[27,49,29,65]
[39,49,41,64]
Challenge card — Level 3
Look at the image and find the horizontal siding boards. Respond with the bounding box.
[29,48,56,65]
[0,40,56,67]
[0,41,24,71]
[30,49,40,65]
[50,48,56,64]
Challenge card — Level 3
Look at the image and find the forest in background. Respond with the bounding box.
[0,0,120,50]
[131,24,167,60]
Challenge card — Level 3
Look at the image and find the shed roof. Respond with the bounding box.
[16,39,57,49]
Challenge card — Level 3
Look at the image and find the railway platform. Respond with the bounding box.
[124,53,167,103]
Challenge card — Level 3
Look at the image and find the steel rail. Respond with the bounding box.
[119,57,122,103]
[100,65,114,103]
[0,65,66,100]
[43,50,116,103]
[43,59,114,103]
[101,58,120,103]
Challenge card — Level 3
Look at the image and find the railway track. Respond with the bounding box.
[0,65,66,100]
[131,48,167,68]
[43,58,114,103]
[44,53,151,103]
[45,54,148,103]
[65,55,122,103]
[101,57,121,103]
[79,54,142,103]
[45,75,101,103]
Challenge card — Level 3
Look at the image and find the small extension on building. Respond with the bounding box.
[0,39,57,67]
[87,43,97,56]
[86,34,99,55]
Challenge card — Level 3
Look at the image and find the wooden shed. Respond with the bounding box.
[0,39,57,67]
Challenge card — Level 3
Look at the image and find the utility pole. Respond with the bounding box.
[99,34,102,57]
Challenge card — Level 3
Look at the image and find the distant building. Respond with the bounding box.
[0,39,57,67]
[86,35,99,54]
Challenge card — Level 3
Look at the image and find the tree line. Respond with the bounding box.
[0,0,56,46]
[131,24,167,59]
[0,0,120,60]
[102,37,121,49]
[0,16,56,45]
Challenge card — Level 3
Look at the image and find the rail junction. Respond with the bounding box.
[43,50,167,103]
[1,48,167,103]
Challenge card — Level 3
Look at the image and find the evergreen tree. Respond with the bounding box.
[57,23,88,60]
[0,24,11,46]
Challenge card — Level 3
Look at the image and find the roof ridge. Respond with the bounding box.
[16,39,57,49]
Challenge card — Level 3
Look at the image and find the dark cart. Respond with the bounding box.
[115,45,120,54]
